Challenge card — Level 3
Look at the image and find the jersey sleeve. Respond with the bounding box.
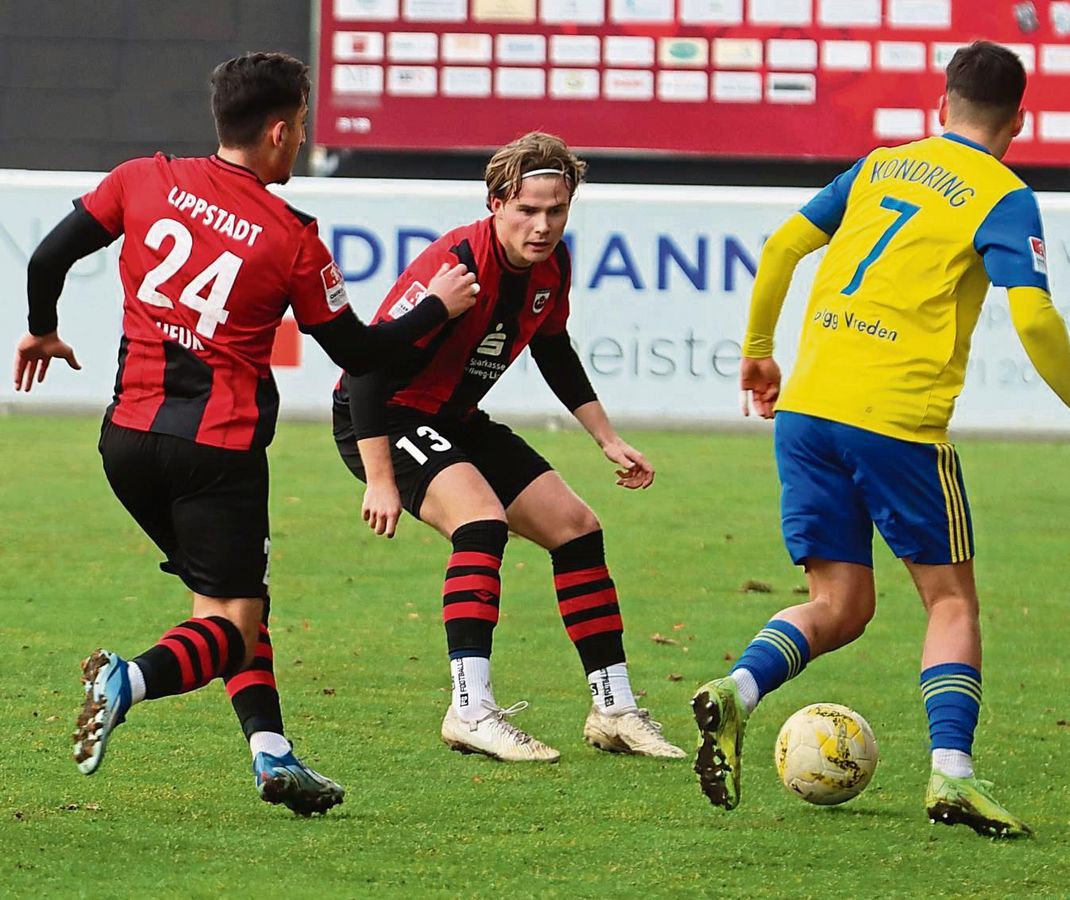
[974,187,1050,291]
[799,157,866,237]
[537,245,573,335]
[289,223,351,330]
[79,159,146,237]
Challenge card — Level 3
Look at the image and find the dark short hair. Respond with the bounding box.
[945,41,1026,126]
[210,52,310,147]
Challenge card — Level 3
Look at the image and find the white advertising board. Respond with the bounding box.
[2,169,1070,434]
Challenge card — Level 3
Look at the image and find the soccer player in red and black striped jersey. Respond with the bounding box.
[13,52,476,813]
[333,132,684,762]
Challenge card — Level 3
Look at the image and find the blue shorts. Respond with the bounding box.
[774,412,974,568]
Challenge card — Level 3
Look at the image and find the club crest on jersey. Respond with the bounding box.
[388,280,429,319]
[320,261,349,312]
[476,323,507,357]
[532,289,551,314]
[1029,236,1047,275]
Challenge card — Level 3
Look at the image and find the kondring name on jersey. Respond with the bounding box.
[868,159,976,208]
[167,187,265,247]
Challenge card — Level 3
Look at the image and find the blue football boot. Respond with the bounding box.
[254,749,345,816]
[73,649,132,775]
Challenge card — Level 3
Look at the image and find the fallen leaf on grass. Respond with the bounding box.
[739,580,772,593]
[322,688,336,696]
[650,633,679,646]
[672,623,686,631]
[667,673,683,681]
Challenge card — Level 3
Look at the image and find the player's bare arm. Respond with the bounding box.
[356,436,402,538]
[572,400,654,490]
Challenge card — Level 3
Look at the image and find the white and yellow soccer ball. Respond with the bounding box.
[774,703,879,806]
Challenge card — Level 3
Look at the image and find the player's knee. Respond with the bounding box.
[547,505,600,547]
[815,596,872,648]
[569,505,600,538]
[236,621,259,669]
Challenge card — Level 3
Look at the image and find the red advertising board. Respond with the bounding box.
[315,0,1070,164]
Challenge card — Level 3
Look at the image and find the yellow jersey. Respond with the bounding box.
[777,133,1050,443]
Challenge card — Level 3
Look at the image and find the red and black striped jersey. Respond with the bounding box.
[369,216,571,417]
[81,153,349,450]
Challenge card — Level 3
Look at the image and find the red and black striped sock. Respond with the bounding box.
[225,622,284,740]
[551,530,626,674]
[132,616,245,699]
[443,519,508,659]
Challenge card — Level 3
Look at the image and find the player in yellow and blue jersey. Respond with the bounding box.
[692,42,1070,837]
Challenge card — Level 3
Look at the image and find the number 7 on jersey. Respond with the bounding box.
[841,196,921,296]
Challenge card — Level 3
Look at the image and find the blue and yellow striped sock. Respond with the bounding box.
[731,619,811,706]
[920,662,981,758]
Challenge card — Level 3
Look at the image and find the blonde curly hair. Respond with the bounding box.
[484,132,587,209]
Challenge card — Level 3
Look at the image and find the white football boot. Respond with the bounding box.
[583,707,686,759]
[441,701,560,762]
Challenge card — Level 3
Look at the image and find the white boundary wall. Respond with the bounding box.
[3,169,1070,433]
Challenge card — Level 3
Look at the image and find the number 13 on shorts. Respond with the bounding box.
[396,425,453,465]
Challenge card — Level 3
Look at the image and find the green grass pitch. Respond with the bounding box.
[2,415,1068,897]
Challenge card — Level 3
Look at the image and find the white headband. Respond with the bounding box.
[521,167,566,179]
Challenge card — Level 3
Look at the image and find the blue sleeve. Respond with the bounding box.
[974,187,1050,291]
[799,157,865,236]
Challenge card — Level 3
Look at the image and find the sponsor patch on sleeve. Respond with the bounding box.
[320,261,350,312]
[1029,236,1048,275]
[387,280,429,320]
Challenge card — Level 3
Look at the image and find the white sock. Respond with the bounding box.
[249,731,292,758]
[451,656,496,721]
[126,662,147,705]
[588,663,638,714]
[932,748,974,778]
[730,668,760,714]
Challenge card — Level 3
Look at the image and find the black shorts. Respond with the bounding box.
[98,420,270,598]
[336,408,553,518]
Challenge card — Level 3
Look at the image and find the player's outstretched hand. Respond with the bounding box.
[362,480,402,538]
[602,438,655,490]
[740,356,781,419]
[13,331,81,393]
[428,262,479,319]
